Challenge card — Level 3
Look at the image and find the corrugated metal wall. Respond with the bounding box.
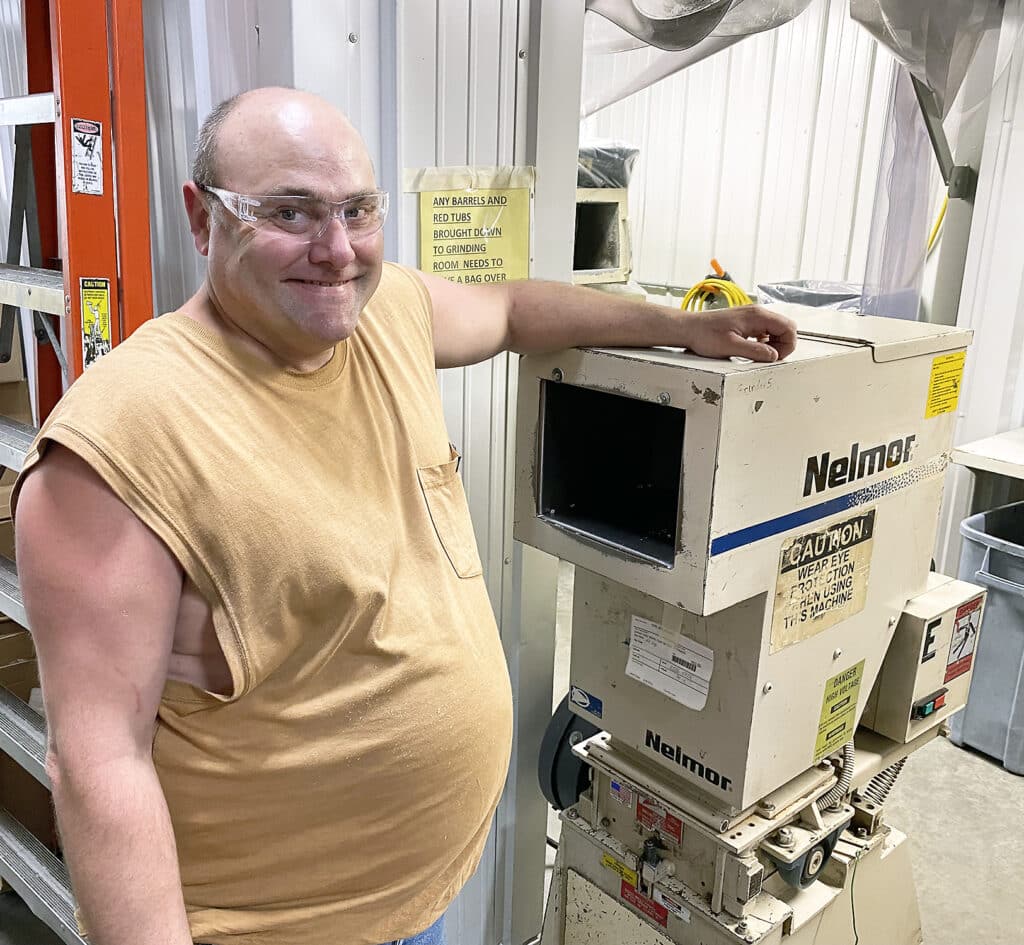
[397,7,528,942]
[399,2,525,620]
[580,0,896,292]
[937,4,1024,570]
[143,0,293,316]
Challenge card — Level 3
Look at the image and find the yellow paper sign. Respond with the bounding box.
[602,853,639,888]
[815,660,864,763]
[925,351,966,419]
[419,188,530,285]
[81,277,112,368]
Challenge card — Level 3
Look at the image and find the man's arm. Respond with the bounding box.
[420,272,798,369]
[15,445,192,945]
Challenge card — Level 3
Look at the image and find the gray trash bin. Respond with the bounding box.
[949,501,1024,774]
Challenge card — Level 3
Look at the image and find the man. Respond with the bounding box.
[13,87,796,945]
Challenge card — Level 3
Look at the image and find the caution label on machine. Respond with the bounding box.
[636,795,683,845]
[925,351,966,419]
[815,660,865,762]
[602,853,638,889]
[945,596,982,683]
[771,510,875,652]
[621,880,668,928]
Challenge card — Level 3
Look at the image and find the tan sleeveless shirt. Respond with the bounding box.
[16,263,513,944]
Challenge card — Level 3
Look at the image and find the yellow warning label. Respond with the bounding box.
[80,277,112,368]
[815,660,865,763]
[602,853,638,889]
[771,510,875,653]
[925,351,966,419]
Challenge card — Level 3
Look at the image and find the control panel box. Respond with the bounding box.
[861,573,985,743]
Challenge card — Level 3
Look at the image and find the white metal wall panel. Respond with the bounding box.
[397,6,528,943]
[399,1,523,618]
[937,3,1024,570]
[580,0,896,292]
[290,0,383,176]
[144,0,293,316]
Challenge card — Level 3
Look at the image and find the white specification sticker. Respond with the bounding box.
[71,118,103,195]
[625,615,712,710]
[654,888,692,923]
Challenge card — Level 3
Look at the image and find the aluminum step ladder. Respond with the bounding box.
[0,689,81,945]
[0,0,153,937]
[0,85,73,933]
[0,422,83,940]
[0,385,82,941]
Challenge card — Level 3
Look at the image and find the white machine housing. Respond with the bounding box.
[515,309,973,812]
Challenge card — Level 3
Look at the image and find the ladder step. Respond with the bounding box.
[0,685,47,787]
[0,556,26,628]
[0,93,55,127]
[0,809,84,945]
[0,263,65,317]
[0,414,37,472]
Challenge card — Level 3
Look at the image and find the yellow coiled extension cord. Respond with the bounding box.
[680,260,753,312]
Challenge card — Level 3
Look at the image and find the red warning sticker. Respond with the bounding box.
[945,596,982,683]
[637,795,683,844]
[621,880,668,927]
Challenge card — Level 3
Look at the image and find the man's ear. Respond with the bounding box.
[183,182,211,256]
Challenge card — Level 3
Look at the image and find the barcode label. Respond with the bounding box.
[626,616,713,711]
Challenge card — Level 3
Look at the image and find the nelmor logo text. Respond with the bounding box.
[804,435,916,498]
[644,730,733,792]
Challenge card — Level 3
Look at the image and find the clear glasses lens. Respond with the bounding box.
[259,193,389,239]
[209,187,389,240]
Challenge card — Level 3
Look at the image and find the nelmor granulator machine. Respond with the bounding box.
[516,310,984,945]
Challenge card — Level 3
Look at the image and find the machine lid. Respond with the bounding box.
[772,304,974,363]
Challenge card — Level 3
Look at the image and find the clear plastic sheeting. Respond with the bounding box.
[635,0,726,16]
[578,141,641,187]
[580,2,833,118]
[715,0,815,36]
[587,0,735,51]
[586,0,815,52]
[756,280,865,312]
[860,67,932,320]
[584,0,1004,116]
[850,0,1002,118]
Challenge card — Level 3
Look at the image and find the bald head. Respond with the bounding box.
[191,87,366,190]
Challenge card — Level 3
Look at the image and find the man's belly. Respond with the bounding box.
[151,637,513,941]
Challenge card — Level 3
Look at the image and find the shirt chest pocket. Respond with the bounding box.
[417,447,483,579]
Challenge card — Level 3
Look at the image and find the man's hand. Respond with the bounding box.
[681,305,798,363]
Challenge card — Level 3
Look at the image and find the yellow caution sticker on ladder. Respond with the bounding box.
[81,277,111,368]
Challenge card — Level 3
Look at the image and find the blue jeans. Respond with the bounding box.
[386,914,445,945]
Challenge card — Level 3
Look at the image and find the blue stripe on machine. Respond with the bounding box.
[709,464,929,556]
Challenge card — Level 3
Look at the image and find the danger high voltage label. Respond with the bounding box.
[771,510,876,653]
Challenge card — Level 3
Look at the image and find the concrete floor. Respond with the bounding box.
[3,562,1022,945]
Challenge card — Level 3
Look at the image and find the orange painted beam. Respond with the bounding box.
[49,0,122,380]
[109,0,154,338]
